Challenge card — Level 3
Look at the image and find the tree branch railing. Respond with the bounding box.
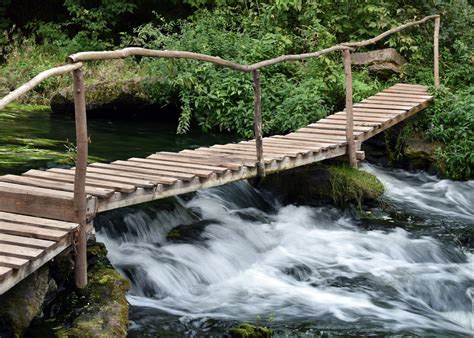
[0,15,440,289]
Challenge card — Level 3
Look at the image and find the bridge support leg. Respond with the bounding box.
[253,69,265,180]
[342,49,358,169]
[434,16,440,88]
[72,67,88,289]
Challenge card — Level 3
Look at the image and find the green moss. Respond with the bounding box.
[229,323,273,338]
[328,165,384,208]
[50,243,130,338]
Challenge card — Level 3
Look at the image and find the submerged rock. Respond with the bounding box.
[50,77,178,120]
[259,163,384,208]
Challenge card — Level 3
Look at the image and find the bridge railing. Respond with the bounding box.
[0,14,440,289]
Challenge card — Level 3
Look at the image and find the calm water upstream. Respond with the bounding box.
[1,107,473,336]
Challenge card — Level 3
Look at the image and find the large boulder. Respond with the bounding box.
[0,265,51,337]
[50,77,179,120]
[351,48,407,78]
[259,163,384,208]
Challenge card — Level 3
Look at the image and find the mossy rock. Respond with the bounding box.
[55,243,130,338]
[259,163,384,208]
[0,265,50,337]
[327,165,384,208]
[229,323,273,338]
[50,77,178,120]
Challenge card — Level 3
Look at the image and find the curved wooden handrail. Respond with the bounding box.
[67,45,354,71]
[0,63,83,110]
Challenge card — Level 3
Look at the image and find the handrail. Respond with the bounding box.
[0,15,441,289]
[0,63,83,110]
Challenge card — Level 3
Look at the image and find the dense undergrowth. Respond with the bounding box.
[0,0,472,179]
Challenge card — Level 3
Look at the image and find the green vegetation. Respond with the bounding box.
[0,0,472,178]
[229,323,273,338]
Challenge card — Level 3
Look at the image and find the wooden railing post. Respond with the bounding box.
[72,68,88,289]
[434,16,440,88]
[342,49,357,168]
[252,69,265,179]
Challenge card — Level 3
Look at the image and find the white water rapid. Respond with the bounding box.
[96,164,473,336]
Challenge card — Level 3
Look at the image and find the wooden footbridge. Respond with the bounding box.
[0,16,440,295]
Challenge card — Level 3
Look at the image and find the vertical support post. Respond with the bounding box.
[72,68,88,289]
[342,49,357,169]
[252,69,265,179]
[434,15,440,88]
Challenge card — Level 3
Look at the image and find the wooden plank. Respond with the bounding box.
[0,233,55,249]
[375,92,432,99]
[308,122,373,132]
[270,135,337,148]
[256,138,323,151]
[89,162,188,182]
[0,174,114,198]
[188,148,271,162]
[178,150,258,167]
[0,243,43,260]
[48,168,155,189]
[112,160,197,181]
[126,158,216,178]
[327,114,389,122]
[319,118,381,127]
[286,132,347,142]
[0,266,12,281]
[364,98,423,105]
[354,103,412,110]
[209,145,287,160]
[155,152,246,170]
[0,255,29,269]
[393,83,428,90]
[0,221,68,241]
[238,141,313,155]
[213,143,302,157]
[145,155,230,173]
[297,127,365,136]
[23,170,136,193]
[84,165,177,185]
[0,183,78,222]
[0,212,77,231]
[267,136,335,149]
[382,88,429,95]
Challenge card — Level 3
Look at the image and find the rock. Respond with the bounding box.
[229,323,273,338]
[0,265,50,337]
[404,131,444,172]
[55,243,130,338]
[259,163,384,208]
[351,48,407,78]
[50,77,179,120]
[26,242,130,338]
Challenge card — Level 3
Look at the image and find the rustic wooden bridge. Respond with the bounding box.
[0,16,440,295]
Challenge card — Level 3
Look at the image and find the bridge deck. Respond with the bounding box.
[0,83,432,294]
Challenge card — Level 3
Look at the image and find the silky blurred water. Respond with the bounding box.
[96,164,474,337]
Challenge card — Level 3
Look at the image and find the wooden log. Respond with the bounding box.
[434,16,440,88]
[0,63,82,110]
[252,69,265,179]
[342,49,357,168]
[67,46,353,72]
[72,68,88,289]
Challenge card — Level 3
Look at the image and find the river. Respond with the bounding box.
[1,107,472,336]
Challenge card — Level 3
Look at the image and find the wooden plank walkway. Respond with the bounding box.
[0,83,432,294]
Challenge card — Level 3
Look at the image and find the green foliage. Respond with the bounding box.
[417,87,474,179]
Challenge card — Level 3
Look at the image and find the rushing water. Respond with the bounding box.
[2,106,472,336]
[95,164,474,337]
